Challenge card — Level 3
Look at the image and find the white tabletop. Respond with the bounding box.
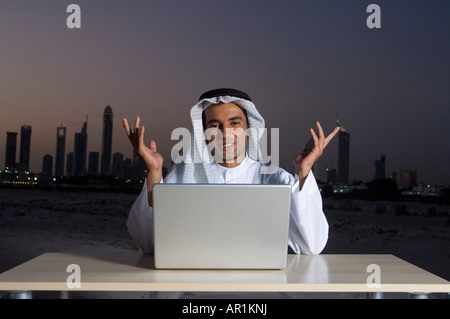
[0,253,448,293]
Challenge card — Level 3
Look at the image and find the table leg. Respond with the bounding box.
[367,292,384,299]
[408,292,429,299]
[8,291,32,299]
[59,291,70,299]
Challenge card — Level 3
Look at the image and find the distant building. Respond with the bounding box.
[326,167,337,184]
[374,151,386,180]
[5,132,17,171]
[55,126,66,177]
[398,169,417,189]
[19,125,32,172]
[111,152,124,179]
[88,152,99,175]
[73,118,88,175]
[0,171,38,187]
[101,106,113,176]
[66,152,74,175]
[389,171,398,183]
[123,158,133,180]
[337,118,350,185]
[42,154,53,177]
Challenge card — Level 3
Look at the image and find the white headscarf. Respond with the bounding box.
[169,94,266,183]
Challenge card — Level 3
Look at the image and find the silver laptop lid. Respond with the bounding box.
[153,184,291,269]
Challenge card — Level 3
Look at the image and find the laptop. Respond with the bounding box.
[152,184,291,269]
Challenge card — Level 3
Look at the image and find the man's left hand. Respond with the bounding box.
[294,122,340,188]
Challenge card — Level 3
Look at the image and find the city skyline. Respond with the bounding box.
[0,106,438,188]
[0,1,449,185]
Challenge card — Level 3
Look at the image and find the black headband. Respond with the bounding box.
[198,88,252,102]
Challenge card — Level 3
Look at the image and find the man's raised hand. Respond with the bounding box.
[122,116,164,175]
[293,122,340,188]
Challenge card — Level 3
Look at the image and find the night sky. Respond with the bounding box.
[0,0,449,185]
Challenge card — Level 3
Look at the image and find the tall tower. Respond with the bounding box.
[55,125,66,177]
[42,154,53,177]
[66,152,74,175]
[74,117,88,175]
[5,132,18,170]
[101,105,113,176]
[19,125,32,172]
[111,152,124,179]
[337,115,350,185]
[374,151,386,180]
[88,151,99,175]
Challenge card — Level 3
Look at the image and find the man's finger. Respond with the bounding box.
[123,118,131,137]
[134,116,141,132]
[316,121,325,143]
[139,125,145,147]
[150,140,157,152]
[310,127,319,146]
[324,126,340,148]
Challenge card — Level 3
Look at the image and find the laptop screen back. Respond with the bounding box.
[153,184,291,269]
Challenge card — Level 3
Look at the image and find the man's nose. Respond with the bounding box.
[222,127,236,140]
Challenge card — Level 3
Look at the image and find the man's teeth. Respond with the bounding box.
[224,143,233,147]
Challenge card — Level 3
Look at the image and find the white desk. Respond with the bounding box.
[0,253,448,297]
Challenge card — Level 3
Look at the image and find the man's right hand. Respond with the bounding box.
[123,117,164,205]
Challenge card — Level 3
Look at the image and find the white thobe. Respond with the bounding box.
[126,156,329,256]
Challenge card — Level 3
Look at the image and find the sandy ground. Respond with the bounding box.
[0,188,449,299]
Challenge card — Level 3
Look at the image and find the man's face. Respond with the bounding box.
[203,103,249,166]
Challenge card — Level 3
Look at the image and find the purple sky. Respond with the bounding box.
[0,0,449,185]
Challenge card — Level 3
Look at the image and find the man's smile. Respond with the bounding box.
[222,141,235,150]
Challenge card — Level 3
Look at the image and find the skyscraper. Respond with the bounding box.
[337,117,350,185]
[88,151,99,175]
[66,152,74,175]
[19,125,32,172]
[374,151,386,180]
[42,154,53,177]
[74,117,88,175]
[101,105,113,176]
[398,169,417,189]
[55,126,66,177]
[326,166,337,184]
[5,132,17,170]
[111,152,124,179]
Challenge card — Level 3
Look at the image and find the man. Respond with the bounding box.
[123,88,339,255]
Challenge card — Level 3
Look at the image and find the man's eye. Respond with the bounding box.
[231,121,240,126]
